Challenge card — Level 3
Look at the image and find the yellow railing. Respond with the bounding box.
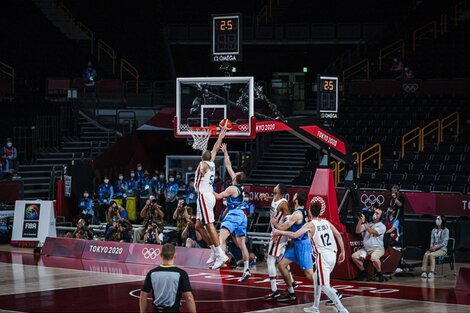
[78,22,94,55]
[378,40,405,72]
[412,22,437,51]
[0,61,15,94]
[120,58,140,94]
[440,14,448,34]
[401,127,421,159]
[342,59,369,95]
[454,0,468,26]
[359,143,381,175]
[421,119,441,147]
[98,40,116,74]
[441,112,460,141]
[330,161,339,185]
[256,0,272,26]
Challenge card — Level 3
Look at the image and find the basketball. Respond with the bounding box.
[219,118,233,130]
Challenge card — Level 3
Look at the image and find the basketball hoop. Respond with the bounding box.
[180,124,217,151]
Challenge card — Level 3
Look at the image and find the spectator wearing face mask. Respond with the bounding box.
[78,189,94,225]
[164,174,179,226]
[98,176,114,222]
[239,192,255,231]
[114,173,128,207]
[154,173,166,205]
[136,163,145,182]
[125,171,139,197]
[185,178,197,213]
[1,138,18,174]
[175,173,184,187]
[139,171,154,219]
[421,215,449,279]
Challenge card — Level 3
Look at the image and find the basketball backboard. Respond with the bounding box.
[174,76,256,139]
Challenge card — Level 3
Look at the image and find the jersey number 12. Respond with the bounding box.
[320,233,331,246]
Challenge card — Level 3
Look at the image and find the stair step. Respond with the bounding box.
[36,158,72,164]
[16,170,52,178]
[80,136,116,142]
[23,188,50,195]
[20,177,51,183]
[37,152,77,158]
[262,156,305,161]
[81,131,115,136]
[255,164,304,169]
[246,178,293,184]
[19,164,56,171]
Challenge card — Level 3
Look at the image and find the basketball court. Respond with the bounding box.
[1,245,469,313]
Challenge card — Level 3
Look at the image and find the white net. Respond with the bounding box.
[180,124,212,151]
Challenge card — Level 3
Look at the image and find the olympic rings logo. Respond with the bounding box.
[402,83,419,93]
[360,194,385,208]
[142,247,160,260]
[311,196,326,216]
[237,124,249,132]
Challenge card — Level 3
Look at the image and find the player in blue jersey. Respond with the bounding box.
[271,191,313,302]
[213,144,250,281]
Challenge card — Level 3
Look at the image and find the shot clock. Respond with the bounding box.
[211,14,242,62]
[317,75,339,118]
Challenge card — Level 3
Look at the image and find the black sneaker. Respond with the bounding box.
[277,292,297,302]
[325,292,343,306]
[285,281,299,292]
[264,290,281,300]
[356,271,367,281]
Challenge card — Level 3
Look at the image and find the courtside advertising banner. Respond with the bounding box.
[11,200,57,247]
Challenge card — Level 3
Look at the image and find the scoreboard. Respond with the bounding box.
[317,75,339,118]
[211,14,242,62]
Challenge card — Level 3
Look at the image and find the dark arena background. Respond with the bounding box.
[0,1,469,312]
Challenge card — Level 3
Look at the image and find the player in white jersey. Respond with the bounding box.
[194,127,229,266]
[260,184,296,300]
[273,201,348,313]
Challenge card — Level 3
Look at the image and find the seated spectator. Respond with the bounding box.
[403,67,415,79]
[384,207,400,247]
[133,196,165,243]
[78,189,94,225]
[1,138,18,174]
[0,161,14,180]
[125,170,139,197]
[185,178,197,212]
[352,206,386,282]
[114,173,128,207]
[390,57,404,78]
[164,174,179,226]
[136,163,145,182]
[421,215,449,279]
[98,176,114,222]
[144,223,161,244]
[67,218,94,240]
[83,61,97,89]
[175,172,185,187]
[227,235,257,269]
[182,216,207,249]
[105,219,132,242]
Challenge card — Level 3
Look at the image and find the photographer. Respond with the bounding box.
[133,196,165,243]
[182,216,207,249]
[144,223,161,244]
[166,197,191,246]
[106,201,129,227]
[105,219,132,242]
[69,218,94,240]
[351,206,386,282]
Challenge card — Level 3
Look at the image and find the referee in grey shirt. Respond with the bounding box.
[140,244,196,313]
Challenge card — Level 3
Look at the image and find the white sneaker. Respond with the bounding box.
[211,253,229,270]
[206,253,216,264]
[421,272,428,278]
[427,272,434,279]
[337,309,350,313]
[303,306,319,313]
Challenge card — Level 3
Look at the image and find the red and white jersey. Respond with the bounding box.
[195,161,215,194]
[270,198,288,229]
[310,218,337,255]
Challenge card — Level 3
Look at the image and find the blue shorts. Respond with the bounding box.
[283,239,314,271]
[221,209,247,237]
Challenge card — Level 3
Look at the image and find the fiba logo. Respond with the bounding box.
[360,194,385,208]
[311,196,326,216]
[142,248,160,260]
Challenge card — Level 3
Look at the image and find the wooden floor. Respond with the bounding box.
[0,245,469,313]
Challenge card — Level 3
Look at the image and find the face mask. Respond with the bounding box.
[104,179,109,184]
[83,193,89,198]
[159,175,165,180]
[137,167,142,171]
[119,175,123,180]
[436,219,442,226]
[153,176,157,180]
[372,213,377,220]
[169,178,175,182]
[223,200,227,206]
[130,173,135,178]
[243,197,249,202]
[6,143,12,148]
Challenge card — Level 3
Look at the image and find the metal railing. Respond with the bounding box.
[412,22,437,51]
[13,126,37,162]
[120,58,139,94]
[421,119,441,147]
[454,0,469,26]
[441,112,459,141]
[97,40,116,74]
[378,40,405,72]
[0,61,15,94]
[401,127,421,160]
[440,14,448,35]
[342,59,369,95]
[359,143,381,175]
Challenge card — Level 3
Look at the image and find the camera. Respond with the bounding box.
[357,207,374,223]
[151,199,157,204]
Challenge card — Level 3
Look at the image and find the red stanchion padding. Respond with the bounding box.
[307,168,345,232]
[331,232,363,280]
